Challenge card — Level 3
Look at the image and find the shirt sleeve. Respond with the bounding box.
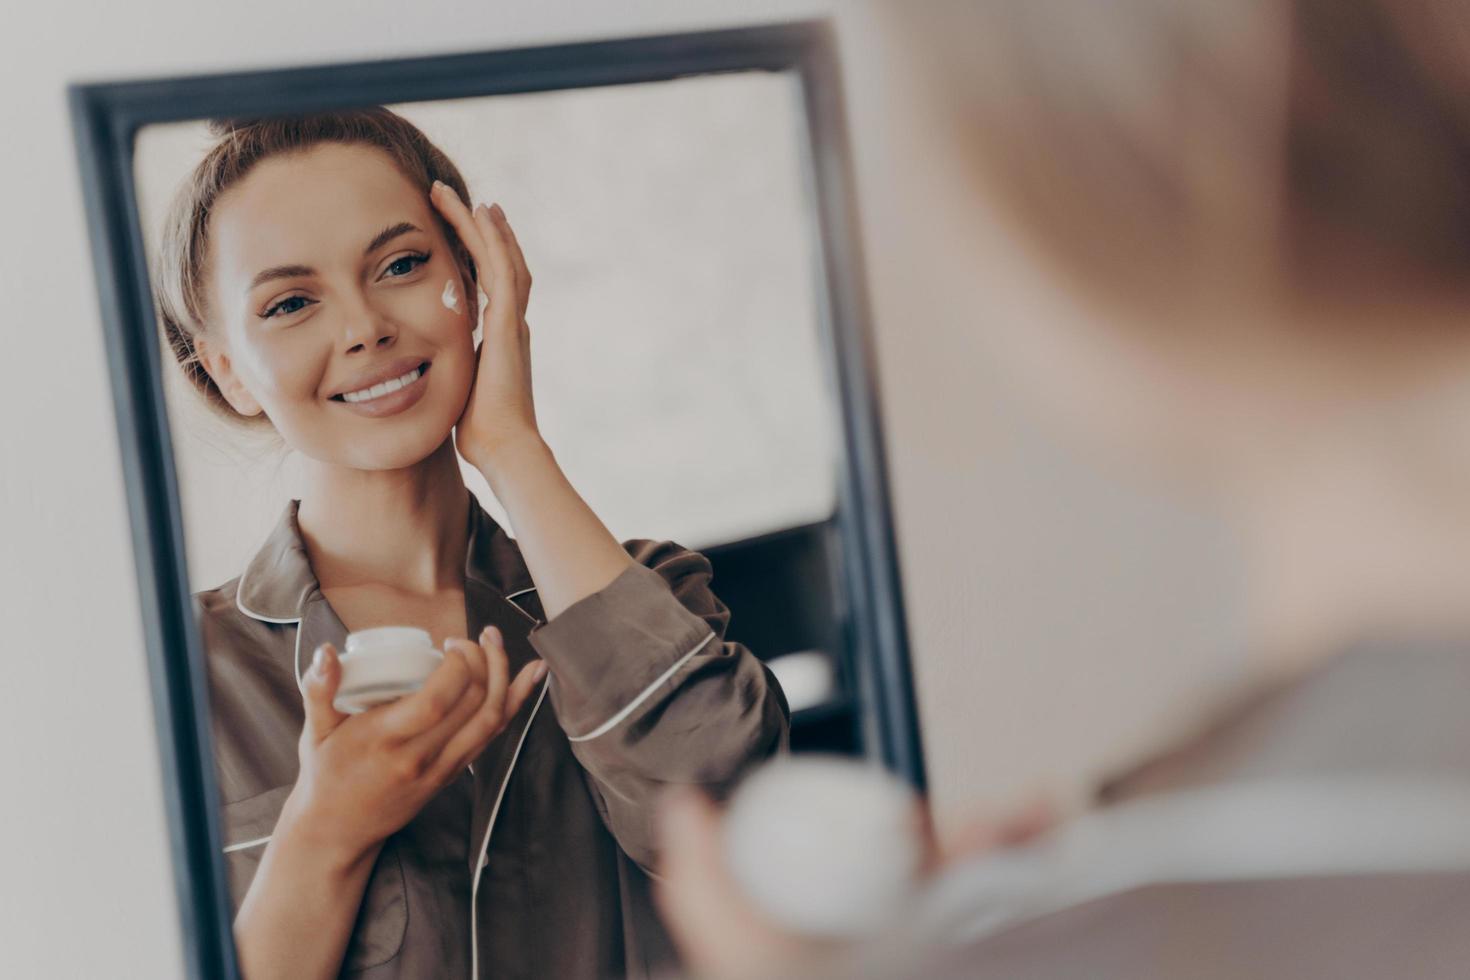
[525,539,791,871]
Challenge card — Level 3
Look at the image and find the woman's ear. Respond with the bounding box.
[194,334,265,418]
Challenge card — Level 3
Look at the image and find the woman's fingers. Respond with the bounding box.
[405,630,511,776]
[375,645,471,740]
[429,183,500,314]
[429,182,486,267]
[399,630,504,764]
[471,203,522,331]
[400,667,487,770]
[445,636,489,690]
[429,182,517,331]
[432,656,548,783]
[481,626,511,705]
[925,793,1059,871]
[488,205,532,316]
[504,655,549,717]
[301,642,350,742]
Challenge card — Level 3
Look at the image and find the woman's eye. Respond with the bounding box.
[262,295,312,319]
[383,252,430,278]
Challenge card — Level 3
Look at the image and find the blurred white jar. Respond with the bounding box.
[723,755,925,937]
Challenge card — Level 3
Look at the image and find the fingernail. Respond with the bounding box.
[490,203,505,219]
[431,179,444,192]
[311,644,325,673]
[532,660,549,682]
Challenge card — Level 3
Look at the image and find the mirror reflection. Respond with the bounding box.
[132,71,849,979]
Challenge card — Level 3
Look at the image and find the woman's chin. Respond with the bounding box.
[356,427,458,472]
[292,418,459,473]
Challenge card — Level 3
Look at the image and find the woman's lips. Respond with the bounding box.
[331,362,431,419]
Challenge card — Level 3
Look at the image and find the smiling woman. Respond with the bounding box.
[143,106,790,980]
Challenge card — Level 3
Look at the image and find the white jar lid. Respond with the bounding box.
[344,626,434,655]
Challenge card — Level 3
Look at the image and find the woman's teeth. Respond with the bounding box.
[342,365,423,403]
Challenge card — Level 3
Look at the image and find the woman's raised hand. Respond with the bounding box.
[429,181,539,472]
[286,625,547,866]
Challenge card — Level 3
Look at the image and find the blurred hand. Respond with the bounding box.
[654,787,1057,980]
[285,625,546,867]
[655,788,838,980]
[920,792,1057,872]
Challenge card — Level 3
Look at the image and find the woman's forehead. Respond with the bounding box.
[210,143,428,286]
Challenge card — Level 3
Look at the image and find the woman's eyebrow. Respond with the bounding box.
[244,222,426,295]
[361,221,424,258]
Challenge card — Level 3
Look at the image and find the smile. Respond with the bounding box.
[337,364,425,403]
[328,360,432,419]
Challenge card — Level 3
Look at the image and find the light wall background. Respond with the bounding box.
[0,2,1245,976]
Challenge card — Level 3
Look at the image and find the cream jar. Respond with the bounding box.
[333,626,443,715]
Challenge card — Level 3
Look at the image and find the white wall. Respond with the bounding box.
[0,2,1244,976]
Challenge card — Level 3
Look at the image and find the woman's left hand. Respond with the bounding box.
[654,788,1057,980]
[429,182,540,470]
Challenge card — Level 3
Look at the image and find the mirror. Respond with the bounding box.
[72,21,920,980]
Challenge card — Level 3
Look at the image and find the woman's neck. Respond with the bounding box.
[296,438,471,597]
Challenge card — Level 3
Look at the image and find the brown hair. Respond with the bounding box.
[895,0,1470,323]
[152,106,477,428]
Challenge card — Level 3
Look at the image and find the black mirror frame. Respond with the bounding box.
[69,20,925,978]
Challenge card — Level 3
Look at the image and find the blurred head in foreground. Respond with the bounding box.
[656,7,1470,977]
[893,0,1470,662]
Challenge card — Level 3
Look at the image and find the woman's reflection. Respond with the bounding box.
[152,107,788,980]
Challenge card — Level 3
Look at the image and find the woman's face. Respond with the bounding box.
[199,142,477,471]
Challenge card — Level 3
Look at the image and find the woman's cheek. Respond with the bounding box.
[266,340,328,405]
[236,334,332,437]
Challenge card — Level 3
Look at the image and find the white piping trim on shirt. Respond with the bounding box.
[471,679,549,979]
[501,587,541,626]
[566,630,718,743]
[223,834,272,854]
[233,573,308,695]
[234,568,304,626]
[293,621,308,696]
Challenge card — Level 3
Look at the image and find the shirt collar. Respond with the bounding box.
[234,499,315,624]
[235,493,521,624]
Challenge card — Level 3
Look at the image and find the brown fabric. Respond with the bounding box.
[868,641,1470,980]
[199,496,790,979]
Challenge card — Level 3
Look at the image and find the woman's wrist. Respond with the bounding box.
[235,788,386,980]
[467,430,555,496]
[276,784,383,879]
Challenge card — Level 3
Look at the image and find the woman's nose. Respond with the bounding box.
[342,307,396,355]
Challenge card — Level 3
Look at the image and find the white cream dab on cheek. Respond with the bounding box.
[441,278,462,313]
